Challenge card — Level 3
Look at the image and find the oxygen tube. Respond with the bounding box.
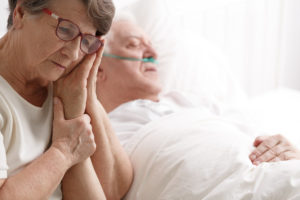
[103,53,159,64]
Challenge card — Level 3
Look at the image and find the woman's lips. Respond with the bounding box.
[52,61,66,70]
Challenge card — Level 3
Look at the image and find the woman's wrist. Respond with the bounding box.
[49,145,73,170]
[86,97,102,114]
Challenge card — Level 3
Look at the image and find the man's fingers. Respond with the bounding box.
[277,151,298,161]
[269,156,281,162]
[53,97,65,121]
[252,144,290,164]
[267,151,295,163]
[250,134,300,165]
[253,136,268,147]
[251,149,276,165]
[249,136,280,161]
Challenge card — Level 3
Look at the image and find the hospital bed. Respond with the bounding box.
[1,0,300,198]
[112,0,300,199]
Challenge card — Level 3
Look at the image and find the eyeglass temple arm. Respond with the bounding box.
[43,8,59,20]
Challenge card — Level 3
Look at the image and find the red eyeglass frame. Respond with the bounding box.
[42,8,102,54]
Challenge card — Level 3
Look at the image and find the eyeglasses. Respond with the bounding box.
[43,8,102,54]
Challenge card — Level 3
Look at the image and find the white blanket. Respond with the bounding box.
[123,108,300,200]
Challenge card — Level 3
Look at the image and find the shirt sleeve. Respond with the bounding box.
[0,114,8,178]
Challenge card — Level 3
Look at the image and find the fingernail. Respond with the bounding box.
[250,154,256,160]
[253,161,260,165]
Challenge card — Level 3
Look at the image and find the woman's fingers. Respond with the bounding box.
[86,40,105,110]
[52,113,96,166]
[88,40,105,84]
[74,53,97,81]
[93,40,105,72]
[76,39,104,82]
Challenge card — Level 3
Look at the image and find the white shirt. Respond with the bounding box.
[0,76,61,199]
[108,91,214,146]
[109,91,250,148]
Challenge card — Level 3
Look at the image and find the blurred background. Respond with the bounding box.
[163,0,300,97]
[1,0,300,97]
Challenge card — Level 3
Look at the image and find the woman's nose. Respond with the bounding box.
[61,36,81,61]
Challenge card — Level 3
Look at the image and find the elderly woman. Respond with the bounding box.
[0,0,133,199]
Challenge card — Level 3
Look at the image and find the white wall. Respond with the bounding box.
[164,0,300,96]
[0,1,9,37]
[279,0,300,90]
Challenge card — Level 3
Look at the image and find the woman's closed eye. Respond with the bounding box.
[82,38,90,46]
[58,26,72,36]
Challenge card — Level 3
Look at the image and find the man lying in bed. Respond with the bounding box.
[96,16,300,199]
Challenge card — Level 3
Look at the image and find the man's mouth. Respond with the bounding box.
[144,66,157,72]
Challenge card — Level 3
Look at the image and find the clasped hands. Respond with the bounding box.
[51,40,104,167]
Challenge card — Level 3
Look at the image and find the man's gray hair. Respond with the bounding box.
[104,10,137,53]
[113,10,137,24]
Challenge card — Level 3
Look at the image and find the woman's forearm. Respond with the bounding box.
[0,147,69,200]
[88,102,133,200]
[62,158,106,200]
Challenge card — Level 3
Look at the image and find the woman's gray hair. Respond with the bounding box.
[7,0,115,36]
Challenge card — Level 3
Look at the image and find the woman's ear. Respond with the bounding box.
[12,4,25,29]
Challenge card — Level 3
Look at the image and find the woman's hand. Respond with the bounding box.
[249,134,300,165]
[54,53,97,119]
[51,97,96,167]
[86,40,105,114]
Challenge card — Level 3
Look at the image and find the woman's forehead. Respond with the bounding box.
[49,0,96,33]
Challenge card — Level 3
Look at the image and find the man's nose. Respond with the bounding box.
[61,37,81,61]
[144,45,158,60]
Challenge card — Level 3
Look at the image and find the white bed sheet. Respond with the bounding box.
[123,106,300,200]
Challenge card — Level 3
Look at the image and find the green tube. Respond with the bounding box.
[103,53,158,64]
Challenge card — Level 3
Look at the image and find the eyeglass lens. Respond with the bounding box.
[56,19,101,54]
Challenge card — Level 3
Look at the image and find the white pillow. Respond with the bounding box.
[114,0,180,89]
[0,1,9,37]
[114,0,247,105]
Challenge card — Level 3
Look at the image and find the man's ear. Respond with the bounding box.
[12,4,25,29]
[97,66,106,81]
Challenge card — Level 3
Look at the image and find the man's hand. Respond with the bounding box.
[249,134,300,165]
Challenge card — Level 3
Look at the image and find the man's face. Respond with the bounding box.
[98,20,162,101]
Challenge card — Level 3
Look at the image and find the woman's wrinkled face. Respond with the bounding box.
[99,20,162,100]
[15,0,97,81]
